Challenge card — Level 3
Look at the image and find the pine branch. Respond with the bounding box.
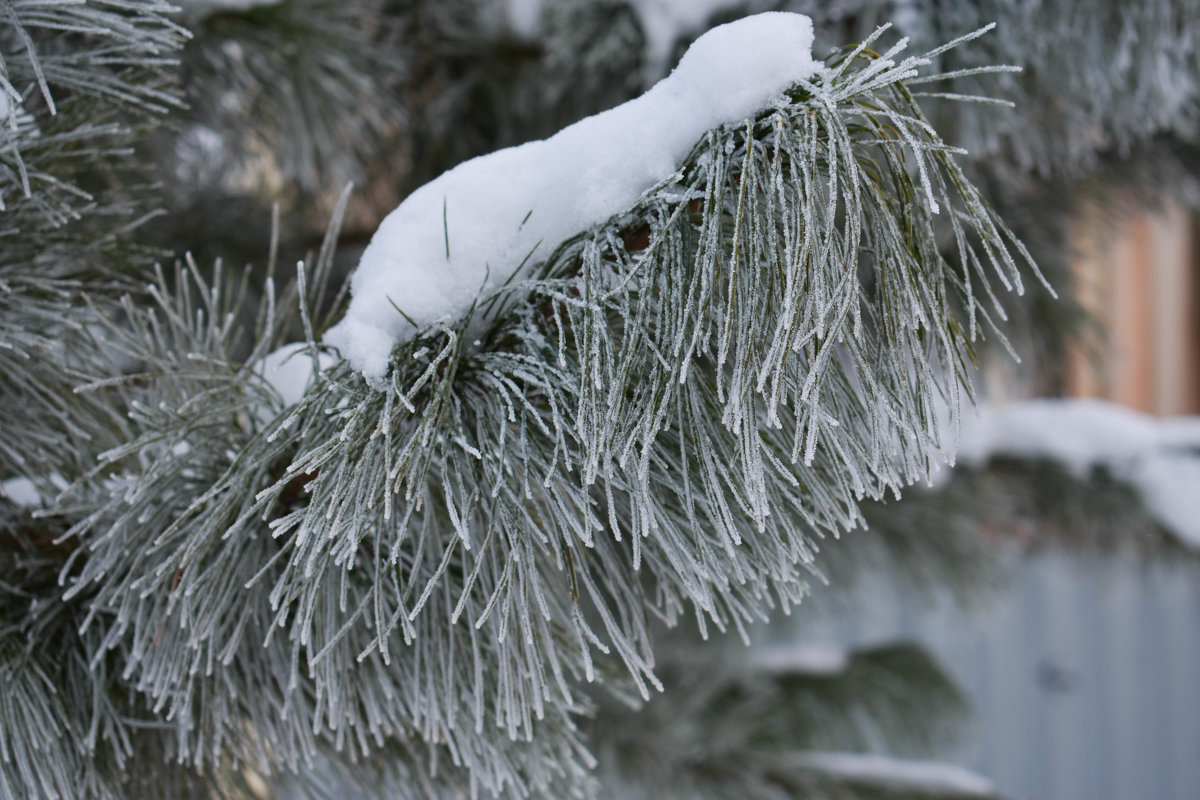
[878,0,1200,184]
[589,641,987,800]
[0,0,187,229]
[49,25,1047,796]
[178,0,404,193]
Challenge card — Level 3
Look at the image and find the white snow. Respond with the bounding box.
[505,0,752,69]
[956,398,1162,477]
[505,0,544,38]
[750,643,849,675]
[324,13,820,383]
[174,124,227,186]
[954,398,1200,548]
[1,473,67,508]
[1134,453,1200,545]
[1,477,42,507]
[256,343,335,410]
[788,752,995,797]
[628,0,759,74]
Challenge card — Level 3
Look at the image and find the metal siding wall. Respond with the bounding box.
[919,554,1200,800]
[788,553,1200,800]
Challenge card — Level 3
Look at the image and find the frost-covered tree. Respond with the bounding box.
[2,1,1198,798]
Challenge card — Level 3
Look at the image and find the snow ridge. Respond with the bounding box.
[325,12,820,382]
[956,398,1200,549]
[788,752,995,797]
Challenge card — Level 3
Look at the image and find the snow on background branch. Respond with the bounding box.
[953,398,1200,548]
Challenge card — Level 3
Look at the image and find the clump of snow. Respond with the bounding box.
[255,343,335,415]
[956,398,1162,477]
[1,477,43,508]
[1,473,68,508]
[505,0,759,75]
[174,125,228,186]
[789,752,995,797]
[504,0,752,70]
[955,398,1200,548]
[325,12,820,383]
[628,0,759,75]
[1134,453,1200,544]
[505,0,545,38]
[750,643,849,675]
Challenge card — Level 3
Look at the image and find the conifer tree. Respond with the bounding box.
[1,1,1197,798]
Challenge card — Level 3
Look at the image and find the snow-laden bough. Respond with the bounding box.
[324,12,821,382]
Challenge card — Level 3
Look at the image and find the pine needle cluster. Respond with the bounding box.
[41,25,1042,796]
[3,1,1197,797]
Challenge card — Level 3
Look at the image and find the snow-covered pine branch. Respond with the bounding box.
[54,13,1047,796]
[590,640,990,800]
[325,12,822,380]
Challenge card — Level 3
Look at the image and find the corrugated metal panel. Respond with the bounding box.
[789,552,1200,800]
[920,554,1200,800]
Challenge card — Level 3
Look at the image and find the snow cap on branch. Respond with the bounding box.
[325,12,819,381]
[957,398,1200,548]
